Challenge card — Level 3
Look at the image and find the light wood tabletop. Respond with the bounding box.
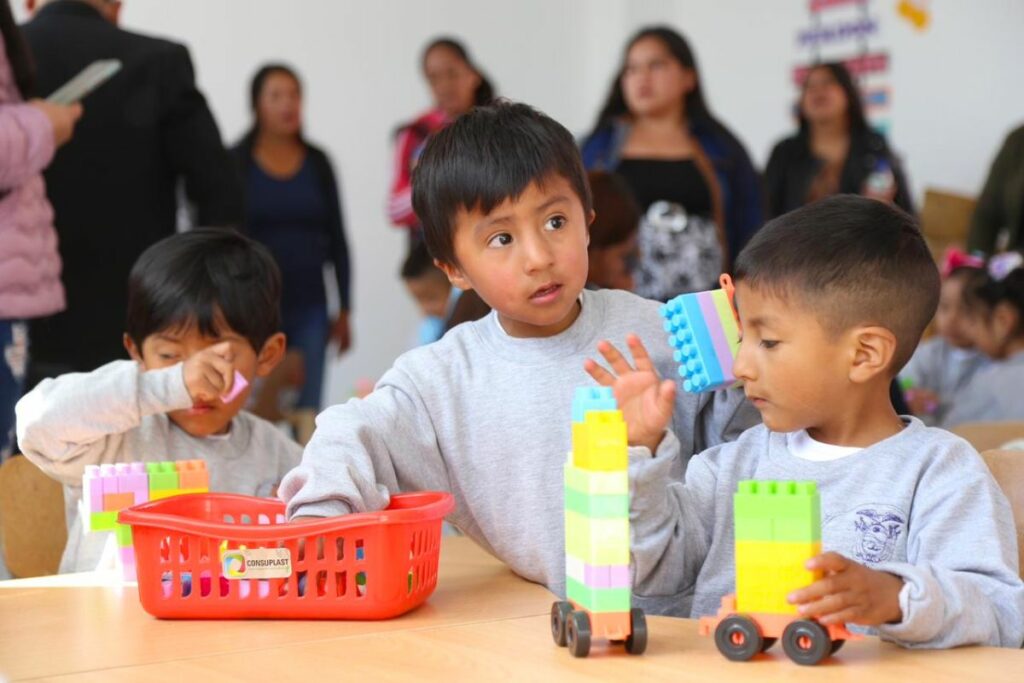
[0,537,549,681]
[3,536,1022,682]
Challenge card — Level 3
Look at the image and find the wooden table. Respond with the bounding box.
[2,537,1021,681]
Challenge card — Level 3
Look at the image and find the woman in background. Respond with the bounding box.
[233,64,351,419]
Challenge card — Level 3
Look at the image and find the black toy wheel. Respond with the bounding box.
[566,610,592,658]
[713,615,762,661]
[831,639,845,654]
[760,637,777,652]
[551,601,572,646]
[625,608,647,655]
[782,620,832,666]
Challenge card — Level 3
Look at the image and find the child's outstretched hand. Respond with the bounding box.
[183,342,235,403]
[787,552,904,626]
[584,334,676,454]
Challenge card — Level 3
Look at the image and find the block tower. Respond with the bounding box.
[659,274,740,393]
[83,460,209,580]
[551,387,646,658]
[699,480,857,665]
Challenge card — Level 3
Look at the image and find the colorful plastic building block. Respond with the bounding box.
[659,274,740,393]
[221,370,249,403]
[552,387,646,658]
[698,480,858,665]
[82,459,209,580]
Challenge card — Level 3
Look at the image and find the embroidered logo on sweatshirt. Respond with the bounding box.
[824,504,907,564]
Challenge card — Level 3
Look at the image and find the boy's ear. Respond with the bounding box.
[586,209,595,247]
[123,333,143,362]
[255,332,287,378]
[434,258,472,292]
[848,325,897,384]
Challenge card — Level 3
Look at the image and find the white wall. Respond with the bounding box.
[24,0,1024,404]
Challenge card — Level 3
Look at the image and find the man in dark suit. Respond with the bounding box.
[21,0,243,382]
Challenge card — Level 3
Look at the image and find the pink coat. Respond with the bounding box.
[0,32,63,320]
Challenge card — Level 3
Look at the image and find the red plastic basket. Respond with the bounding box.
[118,491,454,619]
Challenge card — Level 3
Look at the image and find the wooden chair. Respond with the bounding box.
[951,421,1024,453]
[980,449,1024,578]
[0,455,67,577]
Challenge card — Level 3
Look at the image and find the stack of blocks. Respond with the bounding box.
[659,276,740,393]
[563,387,631,638]
[734,480,822,614]
[83,460,209,579]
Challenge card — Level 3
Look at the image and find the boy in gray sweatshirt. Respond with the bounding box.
[278,103,758,598]
[592,196,1024,648]
[17,230,302,572]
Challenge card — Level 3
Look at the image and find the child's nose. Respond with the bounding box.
[732,339,755,383]
[522,235,555,273]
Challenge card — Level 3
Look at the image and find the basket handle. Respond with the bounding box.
[119,491,455,542]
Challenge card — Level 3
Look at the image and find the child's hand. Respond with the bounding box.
[584,334,676,454]
[787,552,904,626]
[182,342,235,403]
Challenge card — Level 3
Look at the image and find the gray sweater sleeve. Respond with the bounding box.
[630,430,720,600]
[874,447,1024,648]
[15,360,193,486]
[278,363,452,519]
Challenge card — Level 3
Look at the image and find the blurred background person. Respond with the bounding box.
[233,63,352,421]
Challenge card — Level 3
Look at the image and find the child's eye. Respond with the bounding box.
[159,353,179,361]
[545,215,567,231]
[759,340,779,349]
[487,233,513,248]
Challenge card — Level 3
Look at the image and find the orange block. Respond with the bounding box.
[102,492,135,512]
[176,459,209,490]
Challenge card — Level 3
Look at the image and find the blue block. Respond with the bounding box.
[572,387,618,423]
[660,295,725,393]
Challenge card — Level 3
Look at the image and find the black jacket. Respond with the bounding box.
[231,139,352,312]
[22,1,242,375]
[764,129,914,219]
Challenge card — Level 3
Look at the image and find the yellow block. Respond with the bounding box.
[735,540,821,614]
[565,510,629,565]
[572,411,627,471]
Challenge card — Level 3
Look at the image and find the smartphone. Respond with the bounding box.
[46,59,122,105]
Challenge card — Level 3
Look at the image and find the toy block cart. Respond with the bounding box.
[551,387,646,657]
[699,480,857,665]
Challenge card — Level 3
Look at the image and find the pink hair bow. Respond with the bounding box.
[941,247,984,277]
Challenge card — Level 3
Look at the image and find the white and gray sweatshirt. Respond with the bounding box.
[628,419,1024,648]
[16,360,302,572]
[279,288,759,596]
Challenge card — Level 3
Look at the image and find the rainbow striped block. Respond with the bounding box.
[659,279,740,393]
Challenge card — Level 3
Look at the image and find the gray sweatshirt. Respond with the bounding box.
[900,337,988,426]
[629,419,1024,648]
[279,288,759,596]
[942,350,1024,428]
[16,360,302,572]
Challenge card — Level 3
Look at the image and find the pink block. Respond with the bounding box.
[99,464,119,495]
[119,462,149,504]
[83,465,103,513]
[221,370,249,403]
[583,563,631,589]
[696,291,735,380]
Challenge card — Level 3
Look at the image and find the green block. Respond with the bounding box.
[564,487,628,519]
[734,480,820,542]
[566,577,631,613]
[146,461,178,491]
[563,463,628,496]
[565,510,629,565]
[89,510,118,532]
[115,523,133,547]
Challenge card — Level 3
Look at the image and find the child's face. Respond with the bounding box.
[437,175,591,338]
[934,275,974,349]
[404,275,452,319]
[125,321,284,437]
[733,282,867,434]
[964,303,1019,360]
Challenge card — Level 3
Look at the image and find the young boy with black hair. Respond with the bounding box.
[593,196,1024,647]
[279,102,758,595]
[400,242,461,345]
[17,229,302,572]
